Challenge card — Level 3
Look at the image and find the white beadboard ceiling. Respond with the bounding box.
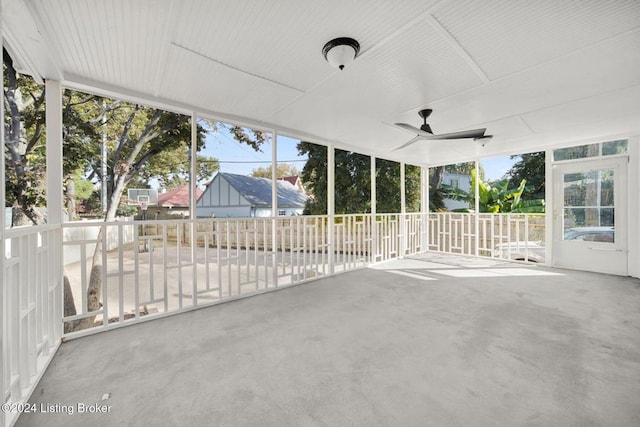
[3,0,640,166]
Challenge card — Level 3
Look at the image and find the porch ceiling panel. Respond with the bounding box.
[521,85,640,134]
[29,0,173,95]
[169,0,440,96]
[268,17,486,152]
[432,0,640,80]
[3,0,640,166]
[159,44,303,120]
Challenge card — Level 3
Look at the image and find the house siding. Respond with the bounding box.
[196,172,307,218]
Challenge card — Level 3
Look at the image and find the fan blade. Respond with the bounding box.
[392,136,422,151]
[394,122,433,138]
[429,128,486,140]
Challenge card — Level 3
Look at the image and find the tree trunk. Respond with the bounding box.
[63,275,85,333]
[430,166,444,189]
[66,175,77,221]
[67,173,125,332]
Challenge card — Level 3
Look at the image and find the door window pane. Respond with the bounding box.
[554,143,599,161]
[602,140,628,156]
[562,168,614,242]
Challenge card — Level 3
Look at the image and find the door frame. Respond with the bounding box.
[551,156,628,275]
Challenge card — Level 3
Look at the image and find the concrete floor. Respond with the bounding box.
[16,254,640,426]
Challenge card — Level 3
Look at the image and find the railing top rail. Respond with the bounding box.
[4,223,60,237]
[429,212,544,217]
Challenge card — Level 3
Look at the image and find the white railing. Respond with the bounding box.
[58,212,543,340]
[428,213,546,262]
[2,225,63,427]
[59,213,434,338]
[2,211,544,427]
[60,215,361,338]
[62,218,134,265]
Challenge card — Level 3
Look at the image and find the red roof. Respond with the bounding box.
[157,186,203,208]
[279,176,299,186]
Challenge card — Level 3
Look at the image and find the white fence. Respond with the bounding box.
[2,212,543,427]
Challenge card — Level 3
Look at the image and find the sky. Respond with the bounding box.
[200,128,307,176]
[480,156,518,181]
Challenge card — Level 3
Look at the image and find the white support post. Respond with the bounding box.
[271,131,279,287]
[370,156,376,263]
[474,159,480,256]
[400,163,406,214]
[46,80,64,225]
[271,131,278,218]
[328,145,335,275]
[400,162,406,256]
[190,113,198,306]
[421,166,429,252]
[45,79,64,345]
[544,148,553,267]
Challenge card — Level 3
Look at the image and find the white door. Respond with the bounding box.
[552,157,627,275]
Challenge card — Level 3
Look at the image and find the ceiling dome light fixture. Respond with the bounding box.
[322,37,360,70]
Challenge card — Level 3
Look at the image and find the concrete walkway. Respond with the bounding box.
[16,254,640,426]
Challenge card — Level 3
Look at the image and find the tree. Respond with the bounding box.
[375,160,421,213]
[251,163,298,179]
[298,143,328,214]
[297,142,421,215]
[3,49,47,226]
[505,152,545,200]
[404,165,422,213]
[298,144,372,215]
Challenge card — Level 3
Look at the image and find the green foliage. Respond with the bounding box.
[441,169,545,213]
[375,159,399,213]
[506,152,545,200]
[73,175,96,200]
[251,163,299,179]
[298,143,372,214]
[333,149,371,214]
[115,203,138,217]
[84,191,103,214]
[3,50,48,224]
[404,165,421,213]
[298,142,421,215]
[298,142,328,214]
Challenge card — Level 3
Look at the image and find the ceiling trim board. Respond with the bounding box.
[425,13,490,84]
[170,42,305,93]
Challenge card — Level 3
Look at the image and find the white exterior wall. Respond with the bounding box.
[197,206,252,218]
[443,172,472,211]
[196,175,252,218]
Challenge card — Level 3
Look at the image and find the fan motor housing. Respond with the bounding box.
[418,109,433,119]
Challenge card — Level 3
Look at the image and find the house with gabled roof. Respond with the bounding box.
[145,185,204,219]
[196,172,308,218]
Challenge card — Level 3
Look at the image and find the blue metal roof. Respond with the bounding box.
[218,173,307,208]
